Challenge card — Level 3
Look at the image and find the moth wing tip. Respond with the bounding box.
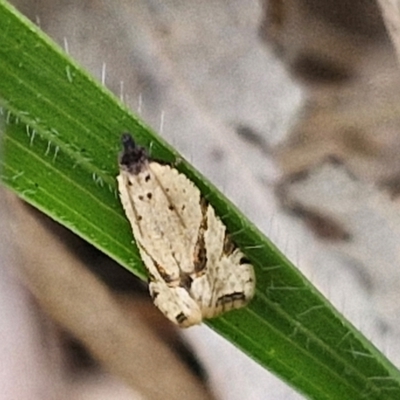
[178,310,203,328]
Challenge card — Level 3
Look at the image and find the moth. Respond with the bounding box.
[117,133,255,327]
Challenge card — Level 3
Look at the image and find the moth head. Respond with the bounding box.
[119,133,149,174]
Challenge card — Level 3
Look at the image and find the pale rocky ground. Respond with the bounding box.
[2,1,400,399]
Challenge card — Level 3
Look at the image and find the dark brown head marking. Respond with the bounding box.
[119,133,149,174]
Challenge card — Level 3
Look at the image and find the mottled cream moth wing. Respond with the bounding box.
[117,133,255,327]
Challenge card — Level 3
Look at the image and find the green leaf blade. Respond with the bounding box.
[1,1,400,399]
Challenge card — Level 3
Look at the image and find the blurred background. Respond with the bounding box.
[3,1,400,399]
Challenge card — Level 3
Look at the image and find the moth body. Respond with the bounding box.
[117,133,255,327]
